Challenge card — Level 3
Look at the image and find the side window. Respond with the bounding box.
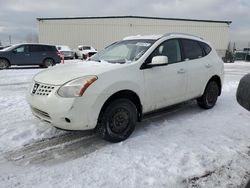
[181,39,203,60]
[14,46,25,53]
[41,45,50,52]
[40,46,48,51]
[29,45,41,52]
[199,42,212,55]
[147,39,181,64]
[50,46,57,52]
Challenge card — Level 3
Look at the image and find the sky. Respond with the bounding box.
[0,0,249,49]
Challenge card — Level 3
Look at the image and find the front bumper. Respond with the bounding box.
[27,83,98,130]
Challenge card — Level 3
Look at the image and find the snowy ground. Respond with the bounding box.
[0,61,250,188]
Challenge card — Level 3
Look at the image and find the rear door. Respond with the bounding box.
[180,39,210,99]
[28,45,44,65]
[142,39,188,112]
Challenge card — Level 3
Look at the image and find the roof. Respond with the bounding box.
[37,15,232,24]
[123,33,205,41]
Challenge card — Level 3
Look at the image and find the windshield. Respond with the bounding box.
[91,39,155,64]
[1,44,18,51]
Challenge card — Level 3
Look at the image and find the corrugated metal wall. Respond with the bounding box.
[38,17,230,57]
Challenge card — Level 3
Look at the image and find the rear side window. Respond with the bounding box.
[181,39,203,60]
[29,45,42,52]
[29,45,57,52]
[199,42,212,55]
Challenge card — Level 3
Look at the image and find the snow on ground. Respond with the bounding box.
[0,61,250,188]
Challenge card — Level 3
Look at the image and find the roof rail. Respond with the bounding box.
[162,32,203,40]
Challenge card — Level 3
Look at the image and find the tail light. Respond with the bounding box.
[57,51,64,59]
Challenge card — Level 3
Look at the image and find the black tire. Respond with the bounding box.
[0,58,10,70]
[96,98,137,143]
[246,180,250,188]
[236,74,250,111]
[197,81,219,109]
[43,58,55,68]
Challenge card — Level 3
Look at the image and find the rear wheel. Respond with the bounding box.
[96,99,137,142]
[0,59,10,70]
[43,58,54,68]
[197,81,219,109]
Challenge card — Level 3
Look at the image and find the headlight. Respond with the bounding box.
[57,76,97,98]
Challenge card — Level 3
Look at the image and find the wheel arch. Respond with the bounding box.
[0,57,11,65]
[43,57,55,64]
[98,90,143,123]
[205,75,222,96]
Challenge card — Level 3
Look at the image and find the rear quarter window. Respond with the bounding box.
[199,42,212,55]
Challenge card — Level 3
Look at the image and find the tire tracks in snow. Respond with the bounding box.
[3,131,108,166]
[183,146,250,188]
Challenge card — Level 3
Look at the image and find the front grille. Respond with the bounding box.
[32,82,56,96]
[31,107,51,121]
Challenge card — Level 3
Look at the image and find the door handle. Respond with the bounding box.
[42,53,47,55]
[177,68,186,74]
[25,54,30,56]
[205,64,212,68]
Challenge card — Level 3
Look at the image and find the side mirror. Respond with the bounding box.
[150,56,168,66]
[12,50,17,54]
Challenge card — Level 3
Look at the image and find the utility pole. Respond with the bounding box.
[9,35,12,45]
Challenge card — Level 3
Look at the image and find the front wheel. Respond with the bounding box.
[0,59,10,70]
[96,99,137,143]
[197,81,219,109]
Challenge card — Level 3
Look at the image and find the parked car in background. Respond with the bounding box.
[74,45,97,59]
[0,43,61,69]
[27,33,224,142]
[234,50,250,62]
[243,48,250,52]
[56,45,74,60]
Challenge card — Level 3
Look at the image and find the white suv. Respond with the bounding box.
[27,33,224,142]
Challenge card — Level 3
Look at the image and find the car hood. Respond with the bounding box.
[34,61,122,85]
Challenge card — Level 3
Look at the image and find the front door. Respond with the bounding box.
[11,45,32,65]
[142,39,188,113]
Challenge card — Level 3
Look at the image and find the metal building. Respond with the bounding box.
[37,16,231,57]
